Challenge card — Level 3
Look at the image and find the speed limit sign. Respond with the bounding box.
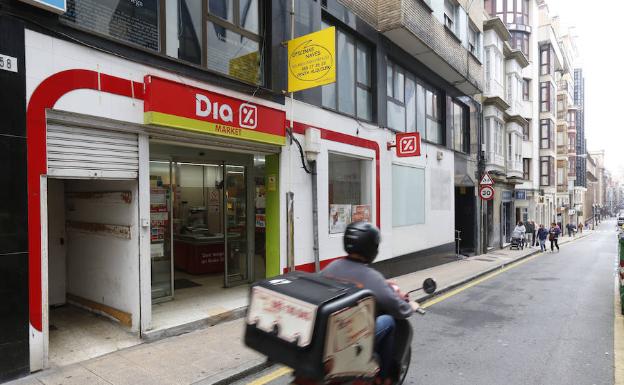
[479,185,495,201]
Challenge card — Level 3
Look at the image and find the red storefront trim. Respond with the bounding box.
[27,70,382,329]
[27,69,143,332]
[289,121,382,272]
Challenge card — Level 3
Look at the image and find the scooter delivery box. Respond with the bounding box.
[244,271,379,381]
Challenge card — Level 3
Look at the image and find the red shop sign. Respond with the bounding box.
[143,75,286,145]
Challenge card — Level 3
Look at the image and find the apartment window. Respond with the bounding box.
[328,153,372,233]
[495,120,504,156]
[322,24,373,121]
[444,0,459,35]
[392,165,425,227]
[540,119,552,149]
[540,82,554,113]
[540,156,552,186]
[523,158,531,180]
[540,44,554,76]
[387,60,443,144]
[469,24,481,57]
[523,78,530,101]
[452,100,469,153]
[522,120,530,141]
[510,31,529,58]
[486,0,530,25]
[557,167,564,185]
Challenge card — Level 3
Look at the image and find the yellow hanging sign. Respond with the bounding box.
[287,27,336,93]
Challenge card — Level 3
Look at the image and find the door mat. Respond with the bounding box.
[174,278,202,290]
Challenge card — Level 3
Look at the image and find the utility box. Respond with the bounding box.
[244,271,378,381]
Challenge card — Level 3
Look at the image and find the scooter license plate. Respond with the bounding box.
[246,286,318,347]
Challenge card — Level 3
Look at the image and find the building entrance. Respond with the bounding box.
[148,142,271,332]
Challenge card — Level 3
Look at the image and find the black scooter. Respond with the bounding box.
[244,272,437,385]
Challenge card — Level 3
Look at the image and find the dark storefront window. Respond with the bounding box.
[321,22,373,121]
[62,0,265,86]
[451,100,469,154]
[386,60,443,144]
[62,0,160,51]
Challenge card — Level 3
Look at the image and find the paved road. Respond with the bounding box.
[236,221,617,385]
[410,222,616,385]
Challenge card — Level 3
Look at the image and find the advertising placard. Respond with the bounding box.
[351,205,371,223]
[329,204,352,234]
[287,27,336,92]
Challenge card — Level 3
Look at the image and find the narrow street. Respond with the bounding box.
[240,221,617,385]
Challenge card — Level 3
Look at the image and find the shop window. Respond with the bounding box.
[392,165,425,227]
[328,153,372,234]
[322,23,373,121]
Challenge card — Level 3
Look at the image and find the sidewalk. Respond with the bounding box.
[7,232,592,385]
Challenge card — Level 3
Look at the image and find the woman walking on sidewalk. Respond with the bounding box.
[549,222,561,252]
[537,224,548,252]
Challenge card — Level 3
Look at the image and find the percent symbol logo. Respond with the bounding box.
[395,132,421,157]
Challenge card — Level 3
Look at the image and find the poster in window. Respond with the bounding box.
[329,204,352,234]
[351,205,371,223]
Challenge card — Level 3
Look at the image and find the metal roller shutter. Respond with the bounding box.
[46,123,139,179]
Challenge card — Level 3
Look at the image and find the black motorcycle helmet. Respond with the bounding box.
[344,222,381,264]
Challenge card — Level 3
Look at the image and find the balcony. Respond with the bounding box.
[557,185,568,193]
[507,160,523,180]
[485,77,506,101]
[342,0,483,94]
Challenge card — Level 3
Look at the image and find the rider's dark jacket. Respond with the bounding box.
[322,258,413,319]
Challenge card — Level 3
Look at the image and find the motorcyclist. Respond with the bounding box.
[321,222,419,384]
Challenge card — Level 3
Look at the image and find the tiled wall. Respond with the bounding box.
[0,15,29,382]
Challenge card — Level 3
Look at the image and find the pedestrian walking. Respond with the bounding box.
[578,222,583,234]
[566,223,573,237]
[537,224,548,252]
[525,220,536,247]
[549,222,561,252]
[513,221,527,248]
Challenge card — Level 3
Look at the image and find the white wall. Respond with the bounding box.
[281,98,456,269]
[64,180,140,331]
[26,29,456,280]
[47,179,66,306]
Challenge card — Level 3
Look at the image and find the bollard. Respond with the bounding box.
[619,231,624,314]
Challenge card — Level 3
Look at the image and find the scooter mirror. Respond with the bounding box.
[423,278,437,294]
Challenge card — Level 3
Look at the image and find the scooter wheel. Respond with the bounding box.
[396,346,411,385]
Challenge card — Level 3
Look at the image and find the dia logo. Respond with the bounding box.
[239,103,258,129]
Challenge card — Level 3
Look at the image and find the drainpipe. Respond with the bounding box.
[310,160,320,272]
[305,128,322,272]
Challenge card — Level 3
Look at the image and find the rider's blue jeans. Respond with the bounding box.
[375,315,396,378]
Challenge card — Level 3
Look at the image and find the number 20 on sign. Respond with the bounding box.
[479,185,495,201]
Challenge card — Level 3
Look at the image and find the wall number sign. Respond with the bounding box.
[0,54,18,73]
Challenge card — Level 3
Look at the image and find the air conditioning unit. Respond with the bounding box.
[436,151,444,160]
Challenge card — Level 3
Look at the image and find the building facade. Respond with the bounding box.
[0,0,484,380]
